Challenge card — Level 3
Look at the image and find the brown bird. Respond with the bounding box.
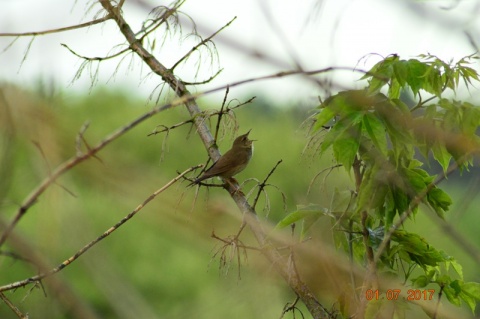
[191,130,254,185]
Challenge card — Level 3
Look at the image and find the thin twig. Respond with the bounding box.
[0,292,27,319]
[75,121,103,163]
[252,160,283,210]
[0,166,199,293]
[61,43,129,61]
[0,101,177,248]
[211,231,260,251]
[0,250,33,264]
[433,284,444,319]
[214,87,229,142]
[0,26,368,280]
[0,16,111,37]
[374,160,460,263]
[279,295,303,319]
[92,2,331,317]
[181,69,223,85]
[147,120,194,136]
[136,0,186,42]
[171,16,237,70]
[307,164,342,196]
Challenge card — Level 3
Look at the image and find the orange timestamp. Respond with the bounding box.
[365,289,436,301]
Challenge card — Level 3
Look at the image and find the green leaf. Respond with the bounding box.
[314,106,336,131]
[362,113,387,155]
[422,64,443,96]
[461,104,480,135]
[275,208,324,229]
[444,284,462,306]
[460,291,476,313]
[406,59,429,97]
[391,98,411,114]
[388,79,401,99]
[459,282,480,313]
[276,205,327,239]
[333,123,362,171]
[393,59,408,86]
[385,210,396,230]
[321,111,362,153]
[391,230,448,267]
[432,142,452,174]
[333,137,359,172]
[412,275,429,288]
[364,55,399,95]
[392,187,409,216]
[427,187,452,218]
[373,98,412,155]
[451,280,462,294]
[402,167,428,194]
[356,164,383,213]
[460,66,480,89]
[462,282,480,301]
[447,259,464,280]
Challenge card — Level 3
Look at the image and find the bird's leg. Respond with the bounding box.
[224,177,244,196]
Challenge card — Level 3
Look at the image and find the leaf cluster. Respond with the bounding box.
[278,54,480,315]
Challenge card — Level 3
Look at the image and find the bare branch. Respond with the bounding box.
[214,87,230,141]
[0,16,111,37]
[97,1,329,316]
[0,166,200,293]
[61,43,129,61]
[181,69,223,85]
[0,97,195,248]
[172,16,237,70]
[0,292,27,319]
[374,159,460,263]
[147,121,193,137]
[0,53,363,253]
[252,160,283,210]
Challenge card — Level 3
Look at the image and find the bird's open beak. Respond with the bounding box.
[245,129,257,141]
[245,129,258,142]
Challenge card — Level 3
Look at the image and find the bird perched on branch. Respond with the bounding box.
[190,130,254,185]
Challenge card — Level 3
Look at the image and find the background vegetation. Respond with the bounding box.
[0,85,341,318]
[2,1,480,319]
[1,83,479,318]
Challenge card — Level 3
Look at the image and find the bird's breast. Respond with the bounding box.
[248,145,253,160]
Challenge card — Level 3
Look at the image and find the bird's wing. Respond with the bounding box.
[202,150,239,178]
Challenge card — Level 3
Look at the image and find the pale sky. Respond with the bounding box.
[1,0,479,105]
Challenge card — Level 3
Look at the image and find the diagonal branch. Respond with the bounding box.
[0,16,112,37]
[171,16,237,70]
[374,159,460,263]
[0,166,198,293]
[98,1,328,317]
[0,42,360,252]
[0,99,190,248]
[0,292,27,319]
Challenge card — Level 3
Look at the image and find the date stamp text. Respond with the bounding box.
[365,289,436,301]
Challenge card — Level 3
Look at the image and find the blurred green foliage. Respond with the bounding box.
[0,85,345,318]
[1,83,479,318]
